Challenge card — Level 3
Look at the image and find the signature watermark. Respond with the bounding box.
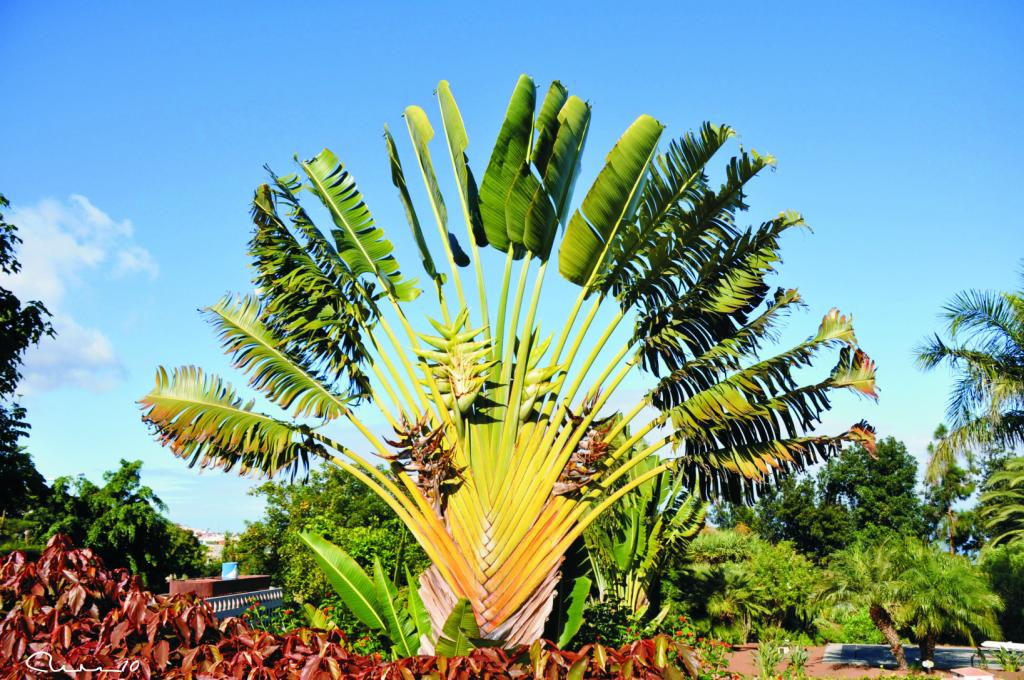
[25,650,141,675]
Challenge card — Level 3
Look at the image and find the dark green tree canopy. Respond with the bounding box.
[33,459,208,586]
[819,437,927,540]
[715,436,926,560]
[0,194,54,517]
[223,464,428,605]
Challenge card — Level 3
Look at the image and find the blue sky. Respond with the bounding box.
[1,1,1021,531]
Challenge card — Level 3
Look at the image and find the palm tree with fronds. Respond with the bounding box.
[896,540,1002,664]
[918,271,1024,482]
[704,563,769,644]
[979,456,1024,545]
[140,75,877,647]
[819,540,909,670]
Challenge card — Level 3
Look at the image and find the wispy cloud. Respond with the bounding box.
[2,195,157,393]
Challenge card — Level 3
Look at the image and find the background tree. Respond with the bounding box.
[980,542,1024,642]
[921,424,980,554]
[715,437,925,561]
[917,269,1024,477]
[819,539,908,670]
[896,540,1002,664]
[32,459,209,586]
[819,438,927,543]
[740,475,855,560]
[0,194,54,517]
[223,465,429,605]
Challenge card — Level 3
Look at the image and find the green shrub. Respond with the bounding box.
[821,607,885,644]
[981,542,1024,642]
[574,601,633,648]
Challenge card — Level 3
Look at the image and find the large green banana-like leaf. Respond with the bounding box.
[478,75,535,253]
[300,148,420,300]
[558,115,664,287]
[298,532,386,632]
[599,124,734,297]
[405,565,433,640]
[523,95,590,258]
[206,294,348,420]
[250,182,374,400]
[140,366,312,477]
[385,124,440,283]
[435,598,479,657]
[404,105,471,268]
[373,557,419,657]
[506,86,583,257]
[437,81,487,247]
[531,82,570,175]
[555,575,591,648]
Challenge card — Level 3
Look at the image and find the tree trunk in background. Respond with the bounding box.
[869,604,908,671]
[921,634,938,668]
[948,507,956,555]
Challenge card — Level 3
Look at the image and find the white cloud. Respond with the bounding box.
[115,244,159,279]
[1,195,157,393]
[21,314,124,392]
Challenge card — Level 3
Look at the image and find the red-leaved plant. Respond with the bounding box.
[0,535,698,678]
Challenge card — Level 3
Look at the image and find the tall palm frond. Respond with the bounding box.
[979,455,1024,545]
[895,541,1002,659]
[141,74,877,648]
[918,273,1024,481]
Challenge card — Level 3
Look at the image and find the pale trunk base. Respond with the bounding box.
[416,562,563,653]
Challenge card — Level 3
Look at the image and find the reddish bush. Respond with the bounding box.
[0,536,697,678]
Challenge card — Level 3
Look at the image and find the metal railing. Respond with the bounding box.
[205,587,283,619]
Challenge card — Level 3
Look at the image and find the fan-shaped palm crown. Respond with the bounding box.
[141,75,877,645]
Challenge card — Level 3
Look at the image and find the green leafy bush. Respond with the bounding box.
[669,529,822,643]
[981,542,1024,641]
[573,600,633,648]
[822,607,885,644]
[222,466,429,607]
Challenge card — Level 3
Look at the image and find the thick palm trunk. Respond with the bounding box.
[869,604,907,671]
[417,561,564,650]
[920,634,937,669]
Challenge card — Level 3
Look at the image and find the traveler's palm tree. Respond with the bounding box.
[141,76,877,645]
[918,271,1024,481]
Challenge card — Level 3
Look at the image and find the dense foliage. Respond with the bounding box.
[29,459,210,587]
[0,536,703,679]
[668,530,818,645]
[0,194,53,519]
[980,541,1024,642]
[223,466,428,607]
[713,439,926,561]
